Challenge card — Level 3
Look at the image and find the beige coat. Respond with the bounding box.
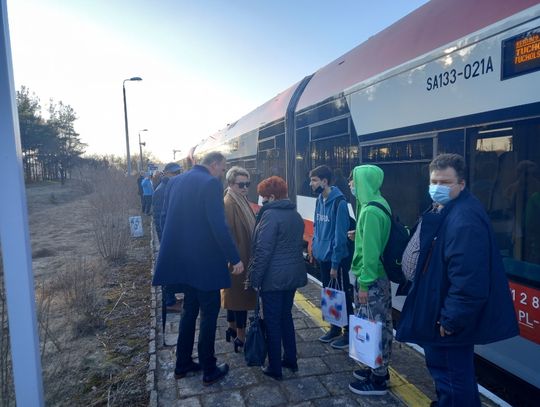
[221,193,257,310]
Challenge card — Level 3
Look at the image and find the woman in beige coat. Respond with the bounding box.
[222,166,257,352]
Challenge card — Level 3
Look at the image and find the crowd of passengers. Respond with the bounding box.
[148,151,517,407]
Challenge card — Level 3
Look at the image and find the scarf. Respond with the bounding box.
[226,187,256,237]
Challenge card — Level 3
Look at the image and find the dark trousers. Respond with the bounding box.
[176,285,221,375]
[423,344,481,407]
[319,259,354,332]
[226,310,247,329]
[261,289,297,376]
[142,195,152,214]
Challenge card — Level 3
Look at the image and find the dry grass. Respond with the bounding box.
[0,255,15,406]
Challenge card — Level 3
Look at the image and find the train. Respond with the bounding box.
[179,0,540,391]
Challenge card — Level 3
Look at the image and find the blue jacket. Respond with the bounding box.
[249,199,307,292]
[152,165,240,291]
[396,189,518,346]
[141,178,153,196]
[312,187,350,269]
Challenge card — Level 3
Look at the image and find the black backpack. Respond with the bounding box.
[367,201,410,284]
[332,196,356,261]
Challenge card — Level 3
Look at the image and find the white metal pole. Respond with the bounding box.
[0,1,45,405]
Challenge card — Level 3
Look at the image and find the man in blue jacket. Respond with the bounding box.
[310,165,353,349]
[153,152,244,386]
[396,154,518,406]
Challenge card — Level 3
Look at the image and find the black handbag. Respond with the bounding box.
[244,291,267,366]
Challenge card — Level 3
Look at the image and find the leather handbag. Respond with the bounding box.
[244,291,267,366]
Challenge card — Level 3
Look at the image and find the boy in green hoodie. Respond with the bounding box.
[348,165,393,396]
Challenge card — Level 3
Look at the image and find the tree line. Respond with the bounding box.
[17,86,86,183]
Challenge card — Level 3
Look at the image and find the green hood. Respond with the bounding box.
[353,164,384,206]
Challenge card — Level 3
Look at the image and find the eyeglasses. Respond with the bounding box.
[235,182,251,188]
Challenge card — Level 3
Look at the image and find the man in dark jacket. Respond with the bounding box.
[396,154,518,406]
[152,152,244,386]
[153,162,182,312]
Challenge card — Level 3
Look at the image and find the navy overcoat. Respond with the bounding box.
[396,189,518,346]
[152,165,240,291]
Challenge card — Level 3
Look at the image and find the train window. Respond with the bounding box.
[295,127,313,197]
[378,162,431,227]
[310,134,357,202]
[437,129,465,155]
[467,118,540,288]
[362,138,433,163]
[258,138,275,151]
[259,120,285,140]
[310,117,349,141]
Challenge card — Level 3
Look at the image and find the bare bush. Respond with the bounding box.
[54,256,104,335]
[85,168,139,262]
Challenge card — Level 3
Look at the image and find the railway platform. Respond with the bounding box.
[149,276,500,407]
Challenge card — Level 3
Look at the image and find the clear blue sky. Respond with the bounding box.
[8,0,429,162]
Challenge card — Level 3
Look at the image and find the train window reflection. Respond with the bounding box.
[468,119,540,286]
[362,138,433,162]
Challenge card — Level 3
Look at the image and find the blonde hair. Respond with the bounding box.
[226,166,250,185]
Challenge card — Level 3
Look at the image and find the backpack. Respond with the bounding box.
[332,196,356,261]
[366,201,410,284]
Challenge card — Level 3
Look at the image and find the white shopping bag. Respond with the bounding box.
[348,311,383,368]
[321,279,348,327]
[129,216,144,237]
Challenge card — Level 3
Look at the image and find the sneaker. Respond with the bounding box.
[330,335,349,350]
[319,328,341,343]
[349,376,388,396]
[353,368,390,382]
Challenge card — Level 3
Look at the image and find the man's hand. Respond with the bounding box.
[231,261,244,275]
[439,325,453,337]
[330,268,338,278]
[347,230,355,241]
[358,289,368,304]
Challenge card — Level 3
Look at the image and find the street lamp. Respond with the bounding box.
[122,76,142,175]
[139,129,148,172]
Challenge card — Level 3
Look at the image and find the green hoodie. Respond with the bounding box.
[351,165,391,291]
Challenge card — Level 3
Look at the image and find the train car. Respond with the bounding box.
[193,0,540,390]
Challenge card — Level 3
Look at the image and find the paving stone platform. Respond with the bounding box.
[152,280,420,407]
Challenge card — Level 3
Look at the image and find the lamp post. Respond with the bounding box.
[123,76,142,175]
[138,129,148,172]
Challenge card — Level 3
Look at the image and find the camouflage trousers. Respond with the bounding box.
[358,277,393,376]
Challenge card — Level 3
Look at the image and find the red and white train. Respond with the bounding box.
[182,0,540,391]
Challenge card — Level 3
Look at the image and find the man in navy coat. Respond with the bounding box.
[397,154,518,406]
[153,151,244,385]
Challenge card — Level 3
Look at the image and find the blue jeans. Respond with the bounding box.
[261,290,297,376]
[423,344,481,407]
[176,285,221,375]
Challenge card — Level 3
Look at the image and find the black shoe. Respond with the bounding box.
[353,368,390,382]
[233,337,244,353]
[318,327,342,343]
[203,363,229,386]
[174,361,201,379]
[261,366,282,381]
[349,376,388,396]
[225,327,237,343]
[281,360,298,372]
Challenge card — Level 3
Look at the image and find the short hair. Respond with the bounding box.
[257,176,288,199]
[201,151,226,166]
[309,165,332,184]
[226,166,250,185]
[429,154,466,181]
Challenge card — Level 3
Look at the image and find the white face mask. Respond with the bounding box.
[350,186,356,197]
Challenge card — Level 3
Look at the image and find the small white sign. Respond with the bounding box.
[129,216,144,237]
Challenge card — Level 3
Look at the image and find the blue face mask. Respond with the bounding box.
[429,184,452,204]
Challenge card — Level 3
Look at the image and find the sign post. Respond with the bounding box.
[0,1,44,405]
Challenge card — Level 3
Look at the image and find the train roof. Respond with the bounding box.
[296,0,540,111]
